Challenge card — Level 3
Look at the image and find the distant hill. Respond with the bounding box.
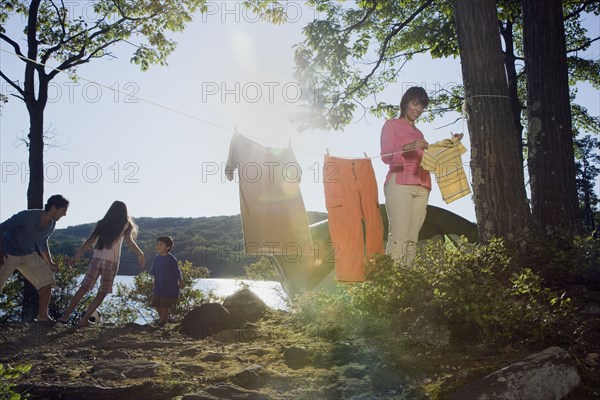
[50,212,328,278]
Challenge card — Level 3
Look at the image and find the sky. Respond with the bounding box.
[1,1,598,229]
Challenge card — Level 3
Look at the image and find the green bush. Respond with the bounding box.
[0,363,31,400]
[243,256,278,280]
[290,235,587,346]
[102,260,214,323]
[0,256,86,323]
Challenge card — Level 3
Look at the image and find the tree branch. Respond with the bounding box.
[341,1,378,40]
[111,0,164,22]
[47,38,123,80]
[25,0,42,101]
[567,35,600,53]
[49,0,68,38]
[345,0,434,100]
[0,33,26,60]
[0,70,25,98]
[564,0,600,21]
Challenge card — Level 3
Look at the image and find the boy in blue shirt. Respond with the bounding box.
[150,236,183,326]
[0,195,69,321]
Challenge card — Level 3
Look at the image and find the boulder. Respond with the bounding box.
[222,288,269,326]
[180,303,231,339]
[450,346,580,400]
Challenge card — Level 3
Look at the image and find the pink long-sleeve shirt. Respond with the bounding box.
[380,118,432,189]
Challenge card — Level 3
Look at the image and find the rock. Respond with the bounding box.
[201,352,225,362]
[91,359,160,379]
[247,348,270,357]
[210,328,260,343]
[450,346,580,400]
[585,353,600,367]
[284,346,313,369]
[232,364,267,389]
[179,348,201,357]
[14,382,175,400]
[180,303,231,339]
[182,391,222,400]
[580,302,600,316]
[104,350,130,359]
[339,363,369,379]
[181,390,223,400]
[317,342,358,368]
[204,383,273,399]
[222,288,269,326]
[177,363,206,374]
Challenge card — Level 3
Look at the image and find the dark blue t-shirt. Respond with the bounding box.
[150,253,182,298]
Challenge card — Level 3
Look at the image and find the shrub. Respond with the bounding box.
[0,256,86,323]
[0,363,31,400]
[290,235,585,347]
[243,256,278,280]
[102,260,214,323]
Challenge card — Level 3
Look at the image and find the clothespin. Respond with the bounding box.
[326,148,330,156]
[364,152,369,159]
[234,125,239,135]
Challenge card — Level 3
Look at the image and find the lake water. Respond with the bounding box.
[112,275,289,311]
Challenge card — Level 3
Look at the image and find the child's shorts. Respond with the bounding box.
[80,258,119,293]
[152,296,177,308]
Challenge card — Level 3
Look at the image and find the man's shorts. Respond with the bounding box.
[80,257,119,293]
[0,253,56,291]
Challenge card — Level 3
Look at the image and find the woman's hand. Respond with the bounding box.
[413,139,429,150]
[452,132,464,141]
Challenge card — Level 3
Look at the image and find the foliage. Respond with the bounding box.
[49,256,91,322]
[243,256,278,280]
[506,232,600,286]
[101,260,214,323]
[279,0,600,233]
[0,363,31,400]
[291,236,591,346]
[0,256,86,323]
[285,0,599,135]
[0,273,23,323]
[291,284,389,341]
[1,0,209,77]
[0,254,217,324]
[574,134,600,235]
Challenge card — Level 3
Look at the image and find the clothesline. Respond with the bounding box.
[2,47,475,161]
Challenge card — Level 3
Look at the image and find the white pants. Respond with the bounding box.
[384,177,430,266]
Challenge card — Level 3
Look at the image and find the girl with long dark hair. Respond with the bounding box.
[58,201,145,326]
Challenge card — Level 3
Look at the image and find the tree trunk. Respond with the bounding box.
[22,0,47,316]
[452,0,532,241]
[521,0,580,236]
[21,103,45,322]
[27,104,45,209]
[500,19,524,158]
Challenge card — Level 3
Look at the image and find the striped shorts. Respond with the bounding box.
[80,257,119,293]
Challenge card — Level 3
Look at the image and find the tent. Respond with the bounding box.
[272,204,478,301]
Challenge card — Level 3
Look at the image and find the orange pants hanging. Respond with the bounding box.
[323,156,384,282]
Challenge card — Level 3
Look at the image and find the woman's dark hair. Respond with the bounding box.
[44,194,69,211]
[89,201,138,250]
[399,86,429,118]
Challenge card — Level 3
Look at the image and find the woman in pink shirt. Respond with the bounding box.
[380,86,431,266]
